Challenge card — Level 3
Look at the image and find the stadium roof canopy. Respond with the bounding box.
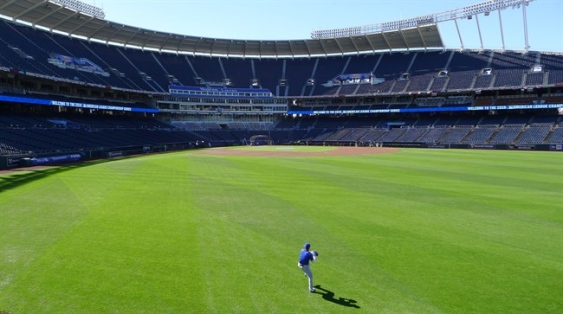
[0,0,444,57]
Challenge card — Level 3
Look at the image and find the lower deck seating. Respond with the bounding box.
[0,113,561,155]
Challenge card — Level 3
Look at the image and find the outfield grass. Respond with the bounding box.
[0,148,562,313]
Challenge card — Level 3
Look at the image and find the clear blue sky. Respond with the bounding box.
[82,0,562,52]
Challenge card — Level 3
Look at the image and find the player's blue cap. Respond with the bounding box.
[304,243,310,249]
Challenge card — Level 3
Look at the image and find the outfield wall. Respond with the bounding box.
[2,141,561,171]
[296,141,563,152]
[0,142,206,170]
[386,142,563,151]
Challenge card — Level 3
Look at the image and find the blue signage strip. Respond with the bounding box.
[288,104,563,115]
[29,154,82,166]
[0,95,159,113]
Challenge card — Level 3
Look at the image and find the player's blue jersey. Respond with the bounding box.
[299,249,314,265]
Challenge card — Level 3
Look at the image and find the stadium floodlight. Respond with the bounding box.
[49,0,105,19]
[311,0,534,39]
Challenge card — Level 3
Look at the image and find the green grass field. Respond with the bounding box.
[1,147,562,313]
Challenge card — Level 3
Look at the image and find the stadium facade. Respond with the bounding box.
[0,0,562,169]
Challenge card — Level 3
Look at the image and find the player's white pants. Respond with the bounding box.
[298,263,314,290]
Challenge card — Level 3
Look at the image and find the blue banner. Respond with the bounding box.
[0,95,158,113]
[288,103,563,115]
[28,154,82,166]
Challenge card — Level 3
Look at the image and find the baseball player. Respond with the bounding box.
[298,242,317,293]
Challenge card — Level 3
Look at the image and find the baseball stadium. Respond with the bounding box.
[0,0,561,313]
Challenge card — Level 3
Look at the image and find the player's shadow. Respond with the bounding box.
[313,285,360,308]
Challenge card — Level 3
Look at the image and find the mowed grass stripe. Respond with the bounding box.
[0,148,561,313]
[185,154,440,312]
[0,175,89,311]
[186,155,320,312]
[1,154,206,312]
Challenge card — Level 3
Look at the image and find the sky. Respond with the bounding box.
[79,0,563,52]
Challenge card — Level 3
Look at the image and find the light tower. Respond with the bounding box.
[311,0,535,52]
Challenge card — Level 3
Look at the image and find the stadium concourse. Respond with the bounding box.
[0,0,563,169]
